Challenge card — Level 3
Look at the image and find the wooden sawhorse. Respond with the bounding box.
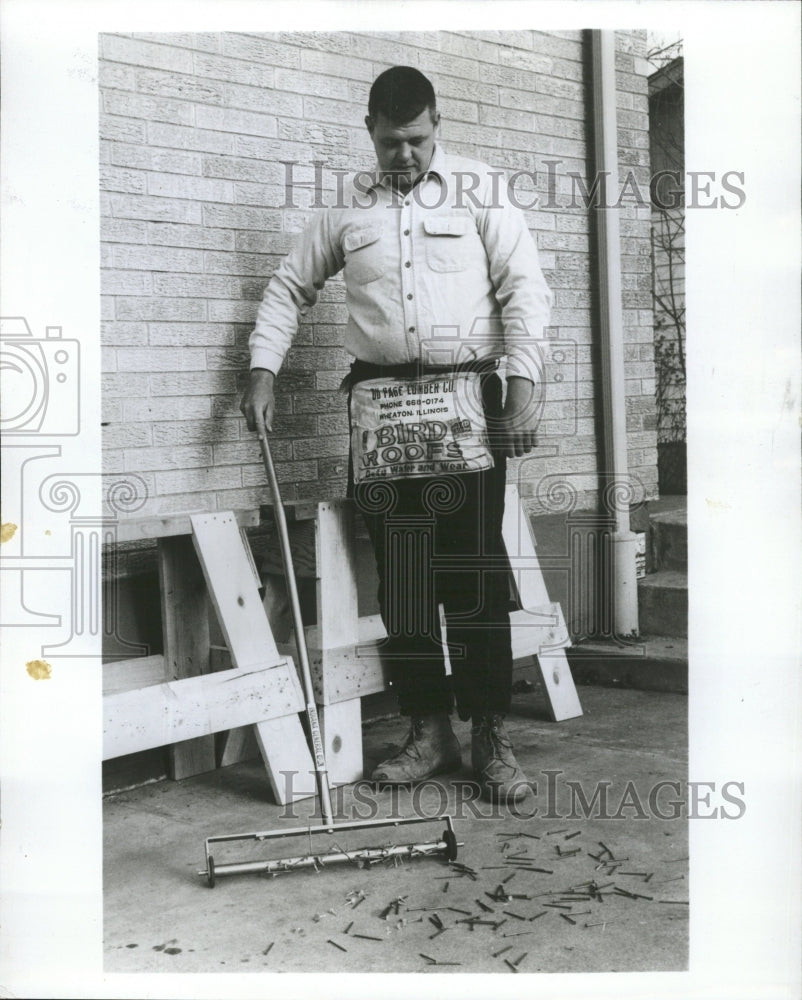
[265,484,582,787]
[102,509,315,804]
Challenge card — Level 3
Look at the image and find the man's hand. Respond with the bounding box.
[499,376,541,457]
[239,368,276,440]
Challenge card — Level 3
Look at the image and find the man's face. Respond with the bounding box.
[366,108,440,193]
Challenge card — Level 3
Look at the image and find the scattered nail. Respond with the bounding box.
[492,944,512,957]
[327,939,347,952]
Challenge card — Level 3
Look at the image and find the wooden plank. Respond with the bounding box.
[208,645,260,766]
[534,648,583,722]
[509,603,571,660]
[158,534,216,780]
[211,646,306,776]
[253,717,318,802]
[287,600,573,707]
[319,699,364,786]
[501,485,581,722]
[103,660,303,760]
[113,508,259,543]
[314,501,360,703]
[502,483,552,609]
[190,512,279,668]
[103,654,166,696]
[191,511,316,803]
[278,614,389,705]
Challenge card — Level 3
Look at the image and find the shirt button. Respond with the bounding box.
[404,261,411,268]
[404,229,410,236]
[408,326,416,333]
[404,199,410,206]
[406,293,413,300]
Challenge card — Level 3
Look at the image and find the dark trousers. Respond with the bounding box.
[350,365,513,722]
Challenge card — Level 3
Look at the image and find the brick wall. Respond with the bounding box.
[100,29,658,520]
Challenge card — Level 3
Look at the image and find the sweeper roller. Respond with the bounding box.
[198,434,462,887]
[200,815,459,887]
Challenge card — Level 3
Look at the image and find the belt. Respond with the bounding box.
[340,356,499,392]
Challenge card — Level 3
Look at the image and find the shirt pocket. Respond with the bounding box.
[423,215,472,273]
[343,224,385,285]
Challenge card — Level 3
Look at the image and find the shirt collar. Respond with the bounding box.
[373,143,447,191]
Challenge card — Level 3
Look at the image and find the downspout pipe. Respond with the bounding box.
[590,29,640,636]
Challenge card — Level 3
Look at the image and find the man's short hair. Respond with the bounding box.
[368,66,437,124]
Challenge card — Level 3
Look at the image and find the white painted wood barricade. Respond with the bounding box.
[102,489,580,800]
[102,510,315,805]
[271,485,581,787]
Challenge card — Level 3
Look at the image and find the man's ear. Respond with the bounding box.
[433,111,441,131]
[365,115,374,135]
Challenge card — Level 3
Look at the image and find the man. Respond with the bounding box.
[241,66,552,803]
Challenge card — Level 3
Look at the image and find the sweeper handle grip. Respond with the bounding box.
[258,433,334,828]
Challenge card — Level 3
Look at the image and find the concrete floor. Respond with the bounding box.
[103,686,688,974]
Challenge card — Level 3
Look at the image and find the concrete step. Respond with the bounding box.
[649,507,687,572]
[565,635,688,693]
[637,570,688,638]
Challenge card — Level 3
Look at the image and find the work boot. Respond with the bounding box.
[471,714,530,804]
[371,713,461,785]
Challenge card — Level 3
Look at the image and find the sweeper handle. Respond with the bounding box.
[258,433,335,829]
